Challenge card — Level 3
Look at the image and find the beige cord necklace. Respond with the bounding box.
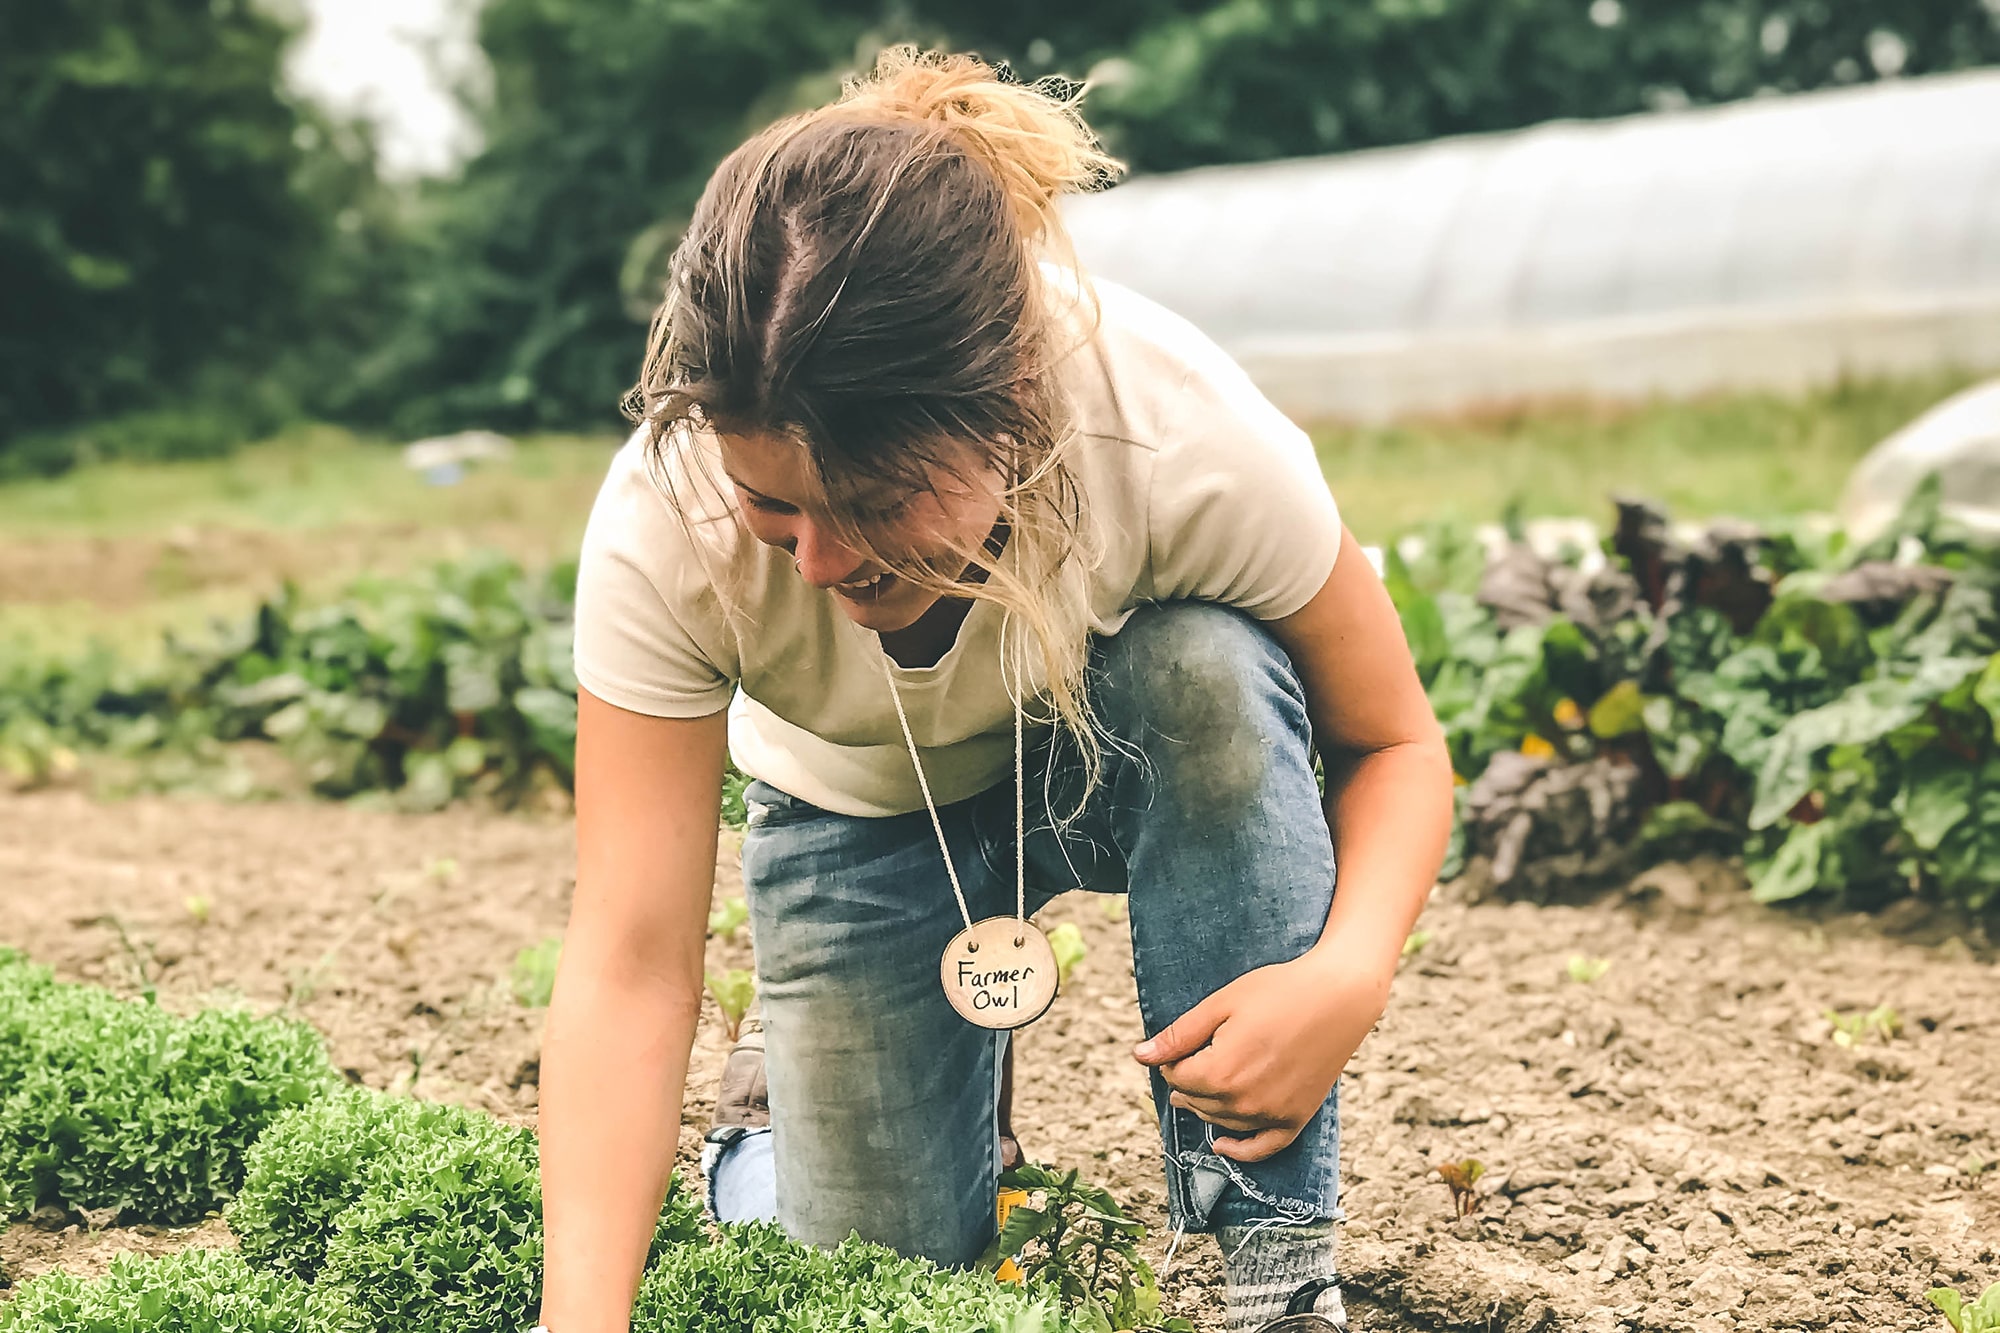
[881,615,1058,1030]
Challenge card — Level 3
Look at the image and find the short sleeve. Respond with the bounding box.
[572,435,739,718]
[1144,356,1343,619]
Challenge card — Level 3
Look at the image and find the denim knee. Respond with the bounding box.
[1093,602,1312,817]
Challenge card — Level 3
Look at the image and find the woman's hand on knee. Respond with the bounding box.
[1134,952,1390,1162]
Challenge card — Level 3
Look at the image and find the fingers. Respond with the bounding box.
[1166,1089,1266,1133]
[1134,991,1229,1066]
[1214,1127,1297,1163]
[1155,1048,1229,1097]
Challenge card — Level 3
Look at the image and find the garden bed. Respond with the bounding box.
[0,790,1991,1330]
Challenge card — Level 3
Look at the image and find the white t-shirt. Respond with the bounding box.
[573,275,1342,817]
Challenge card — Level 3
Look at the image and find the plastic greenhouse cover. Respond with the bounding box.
[1063,70,2000,419]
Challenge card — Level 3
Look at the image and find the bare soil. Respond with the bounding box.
[0,790,1994,1331]
[0,520,587,615]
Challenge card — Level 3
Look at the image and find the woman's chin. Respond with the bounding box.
[831,581,935,634]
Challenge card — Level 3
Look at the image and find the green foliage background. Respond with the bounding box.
[4,1,1998,454]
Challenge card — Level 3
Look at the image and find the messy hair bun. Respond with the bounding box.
[826,46,1120,245]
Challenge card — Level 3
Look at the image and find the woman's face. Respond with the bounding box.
[719,431,1005,634]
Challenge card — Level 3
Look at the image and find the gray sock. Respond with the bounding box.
[1217,1220,1347,1331]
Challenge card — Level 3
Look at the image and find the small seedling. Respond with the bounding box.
[1436,1159,1485,1218]
[706,968,756,1042]
[284,959,331,1009]
[1825,1004,1901,1047]
[1929,1281,2000,1333]
[183,894,213,925]
[424,857,460,884]
[1565,954,1611,984]
[512,937,562,1008]
[1048,923,1087,989]
[1099,897,1128,923]
[95,915,161,1005]
[707,895,749,943]
[1402,929,1433,958]
[987,1162,1194,1333]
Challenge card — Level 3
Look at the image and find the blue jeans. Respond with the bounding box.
[725,603,1342,1265]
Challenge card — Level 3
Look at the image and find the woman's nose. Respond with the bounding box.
[791,521,865,587]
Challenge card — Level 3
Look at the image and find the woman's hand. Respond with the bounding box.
[1132,939,1394,1162]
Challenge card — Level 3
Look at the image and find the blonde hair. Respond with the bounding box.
[624,47,1124,809]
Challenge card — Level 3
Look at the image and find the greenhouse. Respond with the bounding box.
[1065,70,2000,421]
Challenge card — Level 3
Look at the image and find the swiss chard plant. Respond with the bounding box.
[1391,481,2000,913]
[705,968,756,1043]
[988,1163,1194,1333]
[1930,1282,2000,1333]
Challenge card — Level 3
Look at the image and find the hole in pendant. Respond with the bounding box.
[1013,936,1025,947]
[967,942,979,953]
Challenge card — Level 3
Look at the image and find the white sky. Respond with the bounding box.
[286,0,485,178]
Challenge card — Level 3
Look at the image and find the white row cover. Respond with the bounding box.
[1065,71,2000,421]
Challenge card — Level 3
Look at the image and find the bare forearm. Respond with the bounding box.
[1314,736,1454,971]
[537,973,702,1333]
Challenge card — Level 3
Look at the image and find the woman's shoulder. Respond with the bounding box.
[586,426,747,562]
[1051,266,1303,460]
[580,425,780,627]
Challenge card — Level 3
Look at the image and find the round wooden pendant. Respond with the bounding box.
[939,918,1060,1030]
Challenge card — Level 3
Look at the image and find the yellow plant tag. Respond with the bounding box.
[996,1187,1029,1283]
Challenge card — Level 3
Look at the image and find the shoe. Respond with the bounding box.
[712,1019,768,1132]
[705,1019,1026,1163]
[1252,1278,1347,1331]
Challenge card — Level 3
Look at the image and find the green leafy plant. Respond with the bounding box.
[511,936,562,1008]
[1565,955,1611,984]
[0,954,336,1224]
[1437,1159,1485,1219]
[1929,1282,2000,1333]
[1048,923,1088,990]
[988,1163,1194,1333]
[228,1090,499,1282]
[634,1223,1069,1333]
[705,968,756,1043]
[314,1116,544,1333]
[231,1084,702,1314]
[1402,929,1434,958]
[0,1247,356,1333]
[706,895,749,943]
[1386,488,2000,914]
[1825,1004,1902,1048]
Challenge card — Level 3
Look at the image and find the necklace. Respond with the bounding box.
[881,617,1058,1030]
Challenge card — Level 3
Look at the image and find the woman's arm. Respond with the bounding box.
[538,689,730,1333]
[1274,525,1455,967]
[1135,525,1454,1160]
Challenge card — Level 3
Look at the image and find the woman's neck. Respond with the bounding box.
[875,519,1010,669]
[879,597,976,669]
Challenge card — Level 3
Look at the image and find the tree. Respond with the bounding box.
[1064,0,2000,173]
[343,0,2000,436]
[347,0,882,437]
[0,0,343,456]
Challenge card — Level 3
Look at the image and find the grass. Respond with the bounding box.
[1312,371,1979,541]
[0,425,618,658]
[0,423,614,540]
[0,370,1981,653]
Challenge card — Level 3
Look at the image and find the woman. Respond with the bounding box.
[537,48,1452,1333]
